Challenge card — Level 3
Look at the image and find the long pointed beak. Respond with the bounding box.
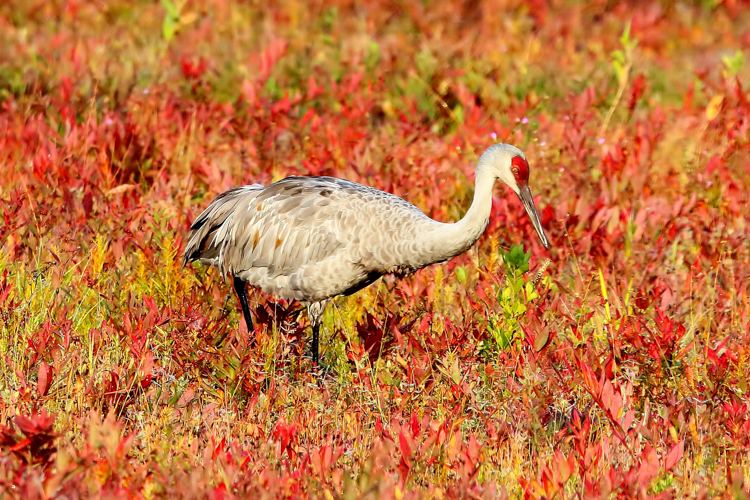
[517,184,549,250]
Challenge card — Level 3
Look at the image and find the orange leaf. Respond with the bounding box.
[534,329,550,352]
[105,184,137,196]
[555,450,573,482]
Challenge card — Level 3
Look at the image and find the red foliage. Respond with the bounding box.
[0,410,57,468]
[1,0,749,498]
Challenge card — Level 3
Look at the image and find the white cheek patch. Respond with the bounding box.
[498,169,520,194]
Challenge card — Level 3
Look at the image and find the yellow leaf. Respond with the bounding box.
[669,425,678,442]
[395,485,403,500]
[689,414,700,444]
[706,94,724,121]
[382,100,395,118]
[598,268,611,321]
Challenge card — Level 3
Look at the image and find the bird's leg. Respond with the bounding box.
[312,322,320,365]
[233,276,255,343]
[306,300,329,367]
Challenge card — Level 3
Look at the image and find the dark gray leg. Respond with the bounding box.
[233,276,254,341]
[312,322,320,365]
[307,300,329,366]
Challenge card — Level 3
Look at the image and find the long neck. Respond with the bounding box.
[415,166,497,266]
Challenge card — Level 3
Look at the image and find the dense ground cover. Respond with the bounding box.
[1,0,749,498]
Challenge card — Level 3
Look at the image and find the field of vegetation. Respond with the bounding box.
[1,0,749,498]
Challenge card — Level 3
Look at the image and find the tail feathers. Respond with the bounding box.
[183,185,263,268]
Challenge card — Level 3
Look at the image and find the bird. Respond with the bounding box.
[183,143,549,365]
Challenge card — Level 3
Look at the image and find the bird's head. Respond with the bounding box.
[478,143,549,250]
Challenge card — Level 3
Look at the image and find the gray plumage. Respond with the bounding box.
[183,143,549,365]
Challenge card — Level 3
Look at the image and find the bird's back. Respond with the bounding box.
[184,176,434,302]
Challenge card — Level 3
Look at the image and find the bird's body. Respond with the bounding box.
[184,143,549,364]
[186,177,487,302]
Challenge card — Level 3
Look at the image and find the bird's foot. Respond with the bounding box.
[310,360,333,378]
[303,351,334,380]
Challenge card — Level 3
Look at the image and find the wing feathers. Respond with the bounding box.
[183,176,431,299]
[183,185,263,266]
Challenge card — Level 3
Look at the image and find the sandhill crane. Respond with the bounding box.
[183,143,549,365]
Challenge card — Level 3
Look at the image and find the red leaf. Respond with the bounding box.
[665,440,684,471]
[638,443,660,490]
[622,409,635,430]
[9,437,32,452]
[140,350,154,388]
[181,56,208,79]
[601,379,614,410]
[410,412,423,437]
[467,433,480,464]
[375,417,392,441]
[241,79,257,106]
[37,361,52,397]
[706,155,723,175]
[399,429,412,469]
[306,75,322,100]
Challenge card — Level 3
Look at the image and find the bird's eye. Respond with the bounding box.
[512,167,519,176]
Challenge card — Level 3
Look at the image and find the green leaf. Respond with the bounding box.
[365,40,381,72]
[264,76,282,99]
[612,50,625,65]
[620,22,631,48]
[498,329,512,350]
[322,7,337,32]
[501,287,511,301]
[161,0,179,18]
[453,104,464,124]
[619,22,638,52]
[415,48,437,79]
[168,386,182,406]
[525,281,540,301]
[162,15,176,41]
[455,266,467,283]
[722,50,745,77]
